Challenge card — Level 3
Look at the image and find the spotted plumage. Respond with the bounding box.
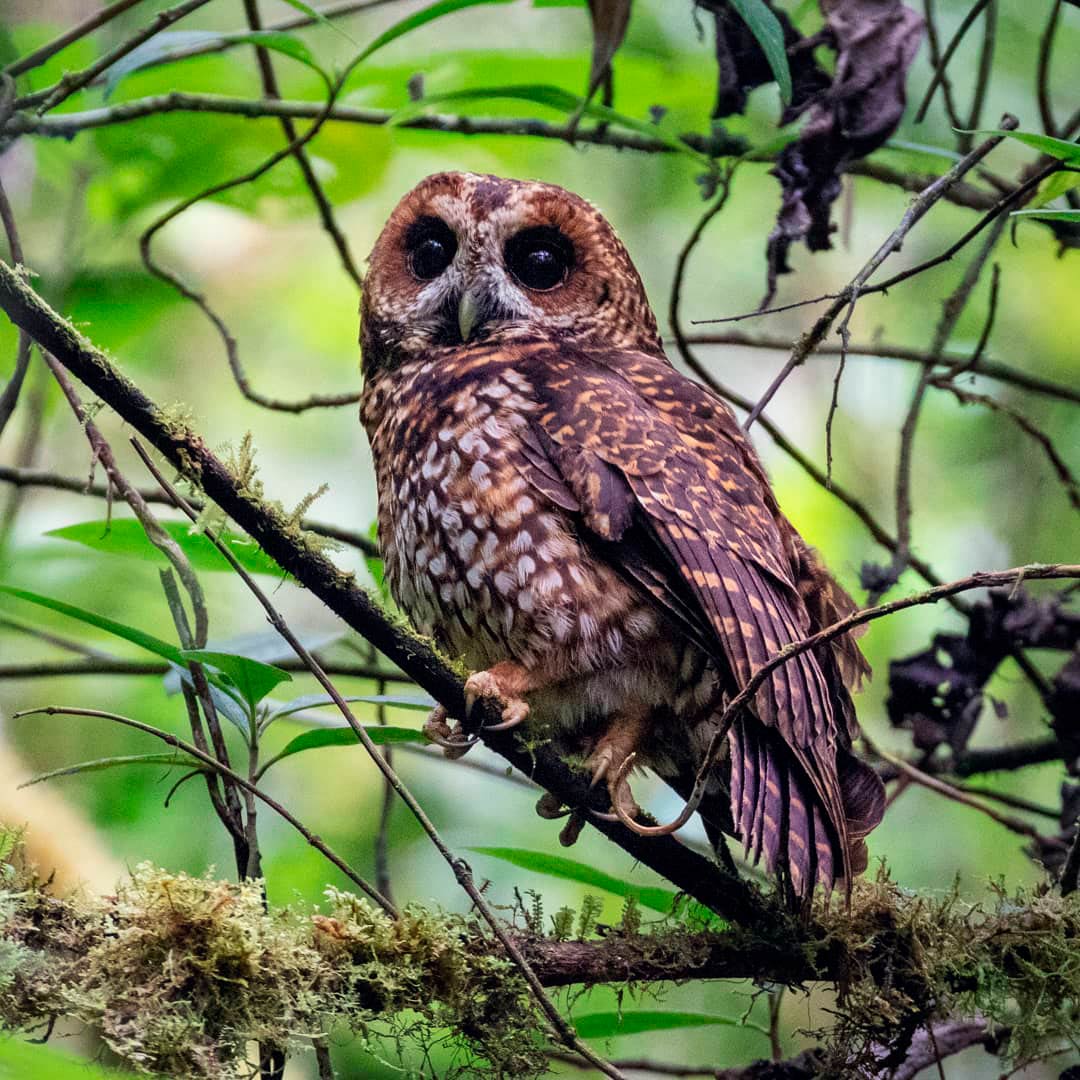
[359,172,884,899]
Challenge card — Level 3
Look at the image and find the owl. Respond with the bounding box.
[359,172,885,899]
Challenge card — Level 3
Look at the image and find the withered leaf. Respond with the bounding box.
[764,0,924,303]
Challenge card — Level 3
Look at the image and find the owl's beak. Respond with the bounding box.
[457,290,481,342]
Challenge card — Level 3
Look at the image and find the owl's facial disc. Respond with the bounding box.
[361,172,662,371]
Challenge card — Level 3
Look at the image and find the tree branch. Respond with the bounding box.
[0,257,772,932]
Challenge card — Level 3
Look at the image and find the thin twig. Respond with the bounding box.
[677,332,1079,406]
[0,145,32,440]
[19,0,215,113]
[14,705,396,914]
[0,657,407,681]
[0,464,377,554]
[890,214,1009,591]
[740,118,1019,429]
[920,0,964,132]
[871,743,1045,841]
[1036,0,1064,138]
[960,0,997,152]
[4,0,148,78]
[241,0,363,289]
[932,380,1080,513]
[914,0,994,123]
[138,82,360,414]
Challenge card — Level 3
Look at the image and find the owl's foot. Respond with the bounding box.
[463,662,533,732]
[585,722,647,824]
[423,706,478,759]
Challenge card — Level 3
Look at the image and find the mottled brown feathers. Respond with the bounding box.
[359,171,884,900]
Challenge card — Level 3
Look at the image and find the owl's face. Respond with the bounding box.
[361,172,661,373]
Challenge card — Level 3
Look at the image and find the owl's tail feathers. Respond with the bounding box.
[728,719,885,899]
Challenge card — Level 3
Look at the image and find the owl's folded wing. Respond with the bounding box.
[517,344,884,892]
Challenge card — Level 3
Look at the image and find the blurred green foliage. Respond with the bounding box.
[0,0,1078,1075]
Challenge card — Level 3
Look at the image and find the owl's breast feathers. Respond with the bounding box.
[361,339,885,896]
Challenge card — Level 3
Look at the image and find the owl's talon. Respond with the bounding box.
[610,755,700,837]
[559,810,587,847]
[535,792,570,820]
[423,706,477,760]
[463,668,531,732]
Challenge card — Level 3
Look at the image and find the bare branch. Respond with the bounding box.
[16,0,215,113]
[241,0,363,289]
[677,331,1080,405]
[4,0,149,78]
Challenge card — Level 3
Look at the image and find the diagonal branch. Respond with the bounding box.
[0,256,771,931]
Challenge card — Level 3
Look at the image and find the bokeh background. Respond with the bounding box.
[1,0,1078,1075]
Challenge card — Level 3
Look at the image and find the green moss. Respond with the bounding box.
[812,866,1080,1070]
[0,857,545,1078]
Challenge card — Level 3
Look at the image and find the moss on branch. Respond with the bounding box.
[2,841,1080,1078]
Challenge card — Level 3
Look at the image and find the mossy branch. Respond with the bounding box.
[3,854,1079,1077]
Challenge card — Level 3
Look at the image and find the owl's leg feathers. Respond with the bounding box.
[463,660,539,731]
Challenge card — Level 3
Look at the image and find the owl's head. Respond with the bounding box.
[361,172,661,372]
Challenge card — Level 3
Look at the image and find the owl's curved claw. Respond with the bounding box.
[610,756,706,838]
[423,706,478,759]
[463,669,531,732]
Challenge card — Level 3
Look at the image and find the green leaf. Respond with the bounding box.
[19,753,201,789]
[573,1010,767,1040]
[0,585,185,664]
[279,0,360,43]
[1030,168,1080,208]
[1010,209,1080,222]
[0,1036,138,1079]
[179,650,292,710]
[47,519,285,577]
[726,0,792,105]
[262,724,429,773]
[964,128,1080,163]
[389,84,712,165]
[469,847,677,913]
[104,30,328,96]
[355,0,516,65]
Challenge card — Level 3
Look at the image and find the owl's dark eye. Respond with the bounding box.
[505,226,574,291]
[406,216,457,280]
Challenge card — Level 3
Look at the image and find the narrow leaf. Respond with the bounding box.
[0,585,184,664]
[278,0,359,44]
[726,0,792,105]
[262,724,429,772]
[20,753,200,788]
[1030,169,1080,208]
[574,1010,767,1039]
[47,519,285,577]
[1010,209,1080,222]
[470,847,676,913]
[355,0,516,65]
[963,128,1080,163]
[179,649,292,710]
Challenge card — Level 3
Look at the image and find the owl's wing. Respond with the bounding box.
[518,345,883,895]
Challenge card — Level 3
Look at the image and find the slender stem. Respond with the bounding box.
[4,0,148,78]
[14,705,396,913]
[18,0,216,113]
